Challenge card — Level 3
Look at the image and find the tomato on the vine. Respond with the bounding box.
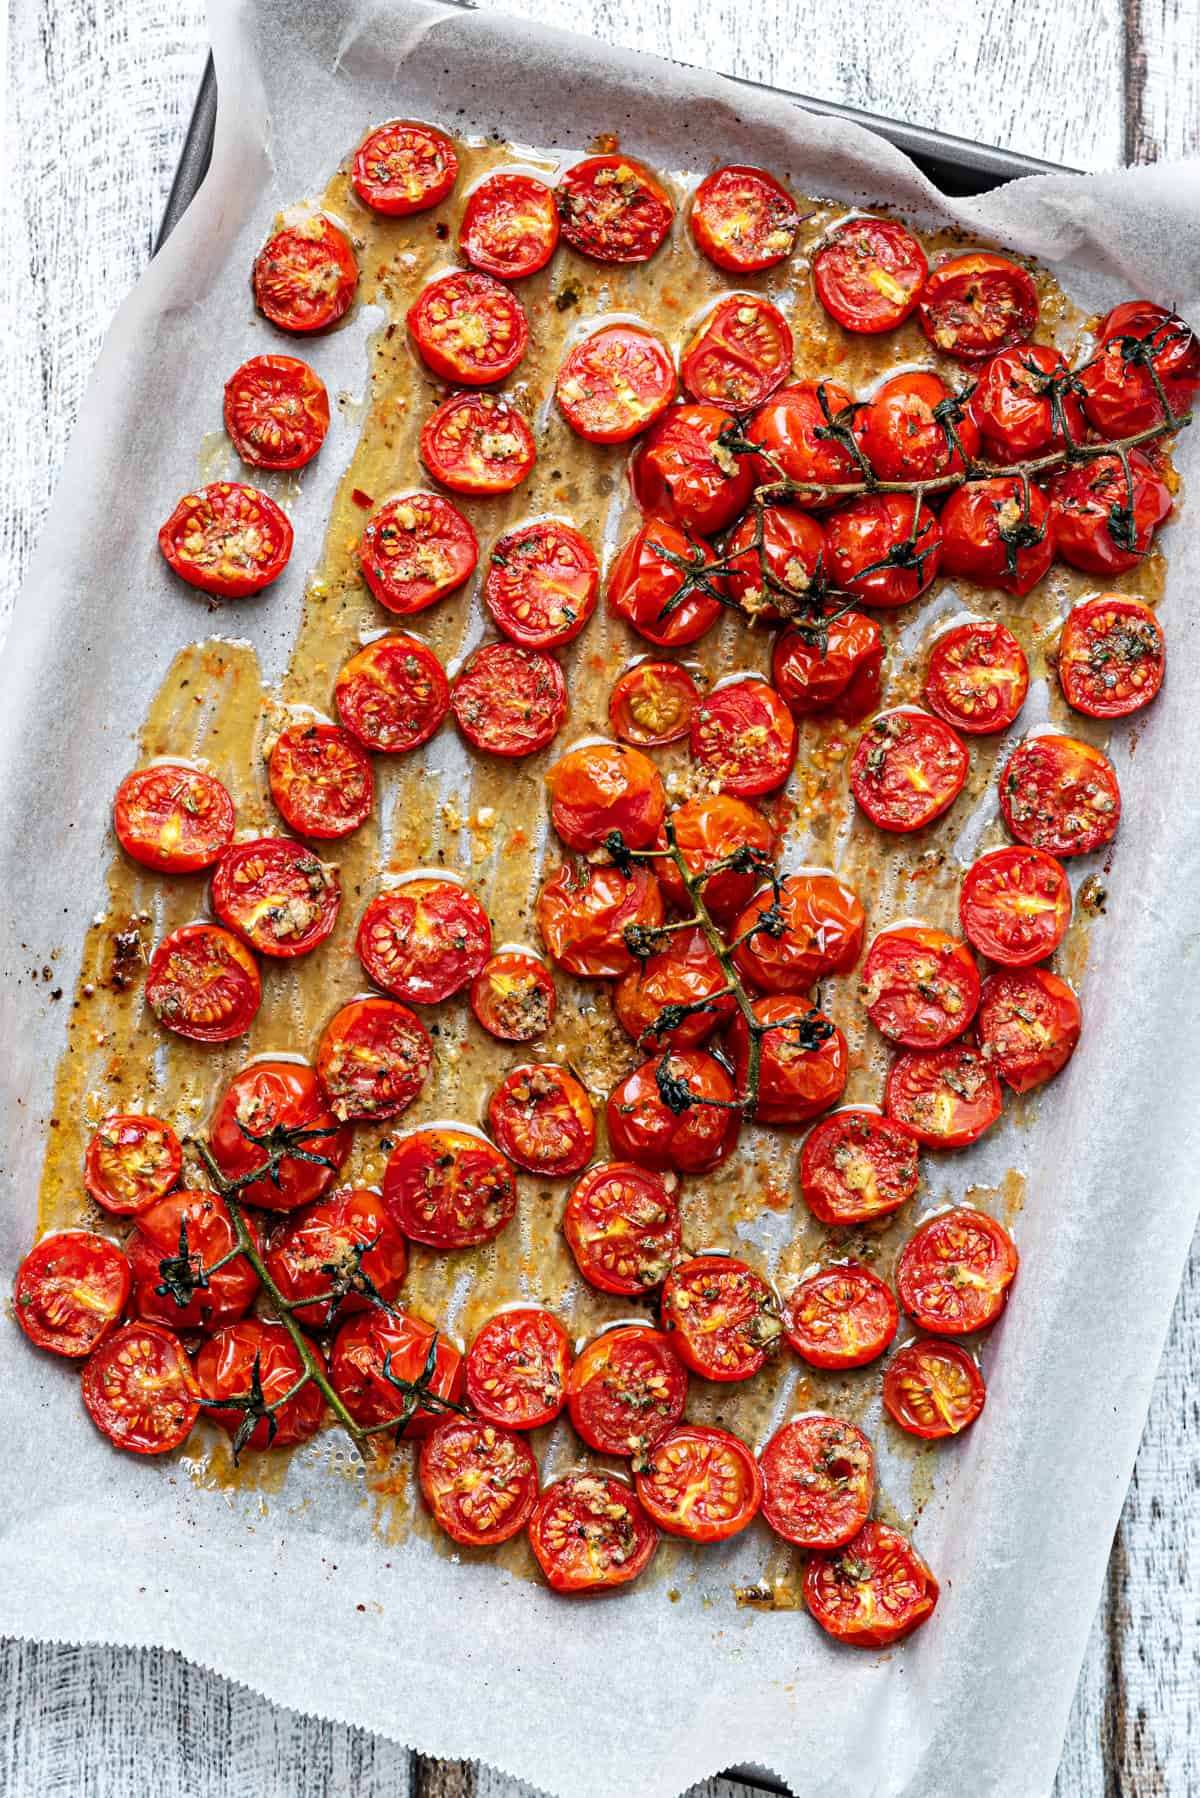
[727,996,847,1125]
[1047,451,1172,574]
[812,216,927,333]
[607,519,726,648]
[159,483,293,599]
[660,1255,781,1381]
[1077,301,1200,437]
[856,370,980,482]
[655,794,776,922]
[535,859,663,979]
[732,872,865,993]
[209,1061,350,1212]
[759,1414,874,1548]
[771,611,884,719]
[747,380,860,502]
[606,1051,741,1173]
[196,1319,325,1450]
[939,476,1055,595]
[316,996,432,1123]
[15,1232,130,1358]
[546,741,665,851]
[724,505,828,624]
[330,1308,464,1435]
[265,1188,409,1331]
[268,722,374,838]
[799,1108,920,1225]
[382,1127,516,1249]
[896,1206,1018,1332]
[613,925,735,1051]
[629,403,754,535]
[357,877,491,1003]
[679,294,792,410]
[978,966,1081,1091]
[924,619,1029,734]
[824,493,943,608]
[972,344,1083,461]
[128,1188,259,1334]
[563,1161,681,1295]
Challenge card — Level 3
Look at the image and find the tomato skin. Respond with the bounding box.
[609,661,700,747]
[196,1319,325,1451]
[896,1206,1018,1332]
[690,677,797,798]
[407,271,529,385]
[145,923,262,1044]
[613,925,735,1051]
[972,344,1083,461]
[159,483,293,599]
[114,765,235,873]
[210,836,340,959]
[824,494,942,609]
[1000,733,1120,857]
[857,370,981,482]
[861,924,980,1049]
[265,1188,409,1331]
[724,505,827,625]
[330,1307,464,1436]
[547,742,665,852]
[918,251,1038,360]
[607,519,726,648]
[487,1063,596,1177]
[783,1263,899,1370]
[357,878,492,1003]
[959,845,1071,967]
[316,997,431,1124]
[452,642,567,758]
[420,391,536,495]
[690,164,799,271]
[530,1472,659,1593]
[925,619,1029,735]
[727,996,848,1126]
[224,354,329,471]
[84,1115,182,1217]
[459,171,559,277]
[352,120,457,215]
[419,1417,538,1547]
[253,215,357,333]
[940,476,1055,596]
[15,1232,130,1357]
[483,521,599,649]
[733,873,865,995]
[128,1188,259,1333]
[635,1424,763,1541]
[607,1050,741,1174]
[335,635,450,756]
[1048,451,1172,575]
[557,325,676,443]
[268,722,374,839]
[470,952,556,1042]
[465,1307,571,1429]
[850,709,969,834]
[805,1520,939,1647]
[800,1108,920,1226]
[679,293,792,410]
[563,1161,681,1296]
[1058,594,1164,718]
[82,1322,200,1456]
[382,1127,517,1250]
[771,612,883,720]
[759,1414,874,1549]
[359,492,478,615]
[978,966,1081,1092]
[655,795,776,922]
[1077,301,1200,437]
[629,403,754,536]
[883,1338,986,1439]
[747,381,859,504]
[566,1326,687,1456]
[660,1254,782,1382]
[556,155,674,264]
[535,860,663,979]
[812,216,927,333]
[209,1061,351,1213]
[886,1043,1002,1149]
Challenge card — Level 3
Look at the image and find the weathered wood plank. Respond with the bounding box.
[1124,0,1200,160]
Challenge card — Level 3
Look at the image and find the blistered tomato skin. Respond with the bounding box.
[1077,301,1200,437]
[939,478,1055,597]
[747,380,860,504]
[546,742,665,852]
[1048,452,1172,575]
[265,1188,409,1331]
[629,404,754,536]
[128,1190,259,1334]
[535,860,664,980]
[972,344,1083,461]
[727,997,848,1127]
[607,1050,742,1175]
[209,1061,351,1213]
[196,1319,326,1451]
[857,370,981,482]
[607,520,726,649]
[772,612,883,720]
[823,493,943,608]
[655,794,776,922]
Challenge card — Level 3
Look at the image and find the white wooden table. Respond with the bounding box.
[3,1,1197,1792]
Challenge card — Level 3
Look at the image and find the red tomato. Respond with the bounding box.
[972,344,1083,461]
[359,492,478,614]
[357,877,491,1003]
[145,924,261,1044]
[609,660,700,746]
[15,1232,130,1357]
[1077,300,1200,437]
[690,164,799,271]
[607,519,726,648]
[113,763,235,873]
[211,837,339,959]
[805,1520,939,1647]
[850,709,969,833]
[883,1338,986,1439]
[563,1161,681,1296]
[771,611,884,720]
[267,722,374,839]
[856,370,981,482]
[223,354,329,470]
[724,505,827,625]
[159,482,292,599]
[1058,594,1164,718]
[419,1417,538,1546]
[812,216,927,333]
[556,155,674,263]
[330,1307,464,1435]
[547,741,665,851]
[128,1188,258,1334]
[529,1472,658,1593]
[978,966,1081,1092]
[824,493,943,608]
[896,1206,1018,1331]
[556,325,675,443]
[1048,451,1172,574]
[315,997,431,1123]
[407,271,528,385]
[959,845,1072,967]
[918,251,1038,360]
[747,380,859,503]
[209,1061,350,1212]
[84,1115,182,1216]
[487,1064,595,1177]
[613,925,735,1051]
[483,520,599,648]
[690,677,797,797]
[886,1043,1002,1149]
[940,477,1055,596]
[351,120,457,215]
[566,1326,687,1456]
[452,642,567,757]
[728,996,848,1126]
[535,859,663,979]
[679,293,792,410]
[470,952,556,1042]
[335,634,450,755]
[861,924,980,1049]
[607,1050,741,1174]
[759,1414,874,1548]
[196,1319,325,1451]
[655,794,776,922]
[82,1322,200,1455]
[382,1127,516,1249]
[635,1424,763,1541]
[465,1307,571,1429]
[925,619,1029,734]
[732,872,865,993]
[1000,733,1120,857]
[265,1188,409,1331]
[420,391,536,495]
[629,403,754,535]
[660,1254,781,1381]
[253,215,357,333]
[459,171,559,277]
[800,1108,920,1225]
[783,1263,899,1369]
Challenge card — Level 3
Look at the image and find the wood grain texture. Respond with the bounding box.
[2,1,1197,1793]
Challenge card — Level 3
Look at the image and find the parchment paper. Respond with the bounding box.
[2,3,1199,1794]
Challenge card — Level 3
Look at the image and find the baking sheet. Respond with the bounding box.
[2,3,1199,1796]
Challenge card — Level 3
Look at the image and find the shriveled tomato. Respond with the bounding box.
[128,1188,258,1334]
[382,1127,516,1249]
[978,966,1081,1092]
[635,1424,763,1541]
[547,741,665,851]
[563,1161,681,1296]
[732,872,864,993]
[728,997,848,1125]
[660,1254,782,1381]
[535,859,663,979]
[211,836,339,958]
[268,721,374,838]
[359,492,478,615]
[783,1263,898,1369]
[959,845,1071,966]
[918,252,1037,360]
[607,1050,741,1174]
[610,660,700,746]
[630,403,753,535]
[861,924,980,1049]
[690,677,797,797]
[159,482,292,599]
[759,1414,874,1548]
[897,1206,1018,1331]
[856,370,980,482]
[925,619,1029,734]
[84,1115,182,1216]
[556,324,675,443]
[690,164,798,271]
[747,380,859,503]
[613,926,735,1051]
[530,1472,658,1593]
[805,1521,939,1647]
[566,1325,687,1456]
[460,171,558,278]
[973,344,1083,462]
[15,1232,130,1357]
[420,391,536,495]
[407,271,528,385]
[113,763,234,873]
[884,1338,986,1439]
[223,354,329,470]
[357,877,491,1003]
[487,1064,595,1177]
[265,1188,409,1331]
[209,1061,350,1212]
[470,952,556,1042]
[556,155,674,263]
[452,642,567,758]
[145,924,261,1044]
[196,1319,325,1451]
[1060,594,1164,720]
[465,1307,571,1429]
[82,1322,199,1455]
[679,293,792,410]
[655,794,776,922]
[824,493,943,608]
[800,1107,920,1225]
[940,476,1055,596]
[484,520,599,649]
[253,215,357,333]
[316,996,431,1124]
[351,120,457,215]
[330,1307,464,1435]
[1048,451,1172,574]
[335,634,449,755]
[812,216,927,333]
[850,709,969,833]
[1000,733,1120,857]
[1078,300,1200,437]
[607,519,726,648]
[724,505,827,624]
[419,1417,538,1546]
[886,1043,1002,1149]
[772,611,884,720]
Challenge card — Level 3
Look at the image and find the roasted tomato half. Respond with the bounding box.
[316,995,432,1123]
[918,251,1037,360]
[824,493,943,609]
[223,354,329,470]
[723,504,828,625]
[159,482,293,598]
[679,293,793,410]
[771,611,884,721]
[728,996,848,1126]
[799,1108,920,1226]
[359,492,478,615]
[783,1263,899,1370]
[556,324,676,443]
[265,1187,409,1331]
[860,924,980,1049]
[607,519,726,648]
[15,1232,130,1358]
[547,741,665,851]
[529,1473,659,1593]
[563,1161,681,1296]
[978,966,1081,1092]
[128,1188,258,1334]
[924,619,1029,735]
[209,1060,350,1212]
[613,925,735,1051]
[747,380,859,503]
[999,733,1120,857]
[420,391,536,496]
[535,859,664,979]
[114,764,235,873]
[1077,300,1200,437]
[382,1127,517,1250]
[959,844,1072,967]
[656,794,776,922]
[419,1417,538,1547]
[465,1307,571,1430]
[487,1064,596,1178]
[885,1043,1002,1149]
[330,1307,464,1436]
[145,924,261,1044]
[609,660,700,747]
[459,170,559,278]
[805,1521,939,1647]
[196,1319,325,1451]
[351,120,457,215]
[812,216,927,333]
[82,1322,200,1456]
[566,1325,687,1457]
[210,836,340,958]
[483,520,599,649]
[883,1338,986,1439]
[1057,594,1164,718]
[759,1414,874,1548]
[607,1050,741,1174]
[1047,451,1172,575]
[856,370,980,482]
[357,877,491,1002]
[690,164,799,271]
[660,1254,782,1381]
[635,1424,763,1541]
[84,1114,182,1216]
[335,634,450,755]
[850,709,969,833]
[939,477,1055,597]
[689,677,797,798]
[972,343,1083,461]
[629,403,753,536]
[253,214,357,333]
[556,154,674,263]
[407,270,529,385]
[470,951,557,1043]
[268,721,374,838]
[452,642,568,758]
[896,1206,1018,1332]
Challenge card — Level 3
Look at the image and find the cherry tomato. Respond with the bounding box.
[679,293,792,410]
[1000,733,1120,857]
[783,1263,898,1369]
[382,1127,516,1249]
[607,1050,741,1174]
[470,952,556,1042]
[886,1043,1002,1149]
[939,477,1055,596]
[145,923,261,1044]
[159,482,292,599]
[359,492,478,615]
[883,1338,986,1438]
[800,1108,920,1226]
[728,997,848,1125]
[613,925,735,1051]
[556,155,674,263]
[419,1417,538,1546]
[566,1326,687,1456]
[635,1424,763,1541]
[959,845,1072,967]
[732,872,865,993]
[655,794,776,922]
[609,660,700,746]
[1058,594,1164,718]
[209,1061,350,1212]
[759,1414,874,1548]
[535,859,663,979]
[563,1161,681,1296]
[128,1188,258,1334]
[918,251,1038,361]
[1048,451,1172,575]
[113,763,234,873]
[223,354,329,470]
[747,380,859,504]
[330,1307,464,1435]
[771,611,884,720]
[84,1115,182,1216]
[861,924,980,1049]
[805,1520,939,1647]
[407,271,528,385]
[265,1188,409,1331]
[351,120,457,215]
[978,966,1081,1092]
[690,164,799,271]
[897,1206,1018,1331]
[660,1254,781,1381]
[465,1307,571,1429]
[15,1232,130,1357]
[690,677,797,797]
[812,216,927,333]
[487,1063,595,1177]
[420,391,536,495]
[196,1319,325,1451]
[824,493,943,608]
[925,619,1029,734]
[253,215,357,333]
[459,171,559,277]
[211,837,339,959]
[483,520,599,649]
[629,403,754,536]
[82,1322,199,1455]
[856,369,981,482]
[530,1472,658,1593]
[452,642,567,758]
[315,997,431,1124]
[357,878,491,1003]
[973,344,1083,462]
[724,505,826,625]
[268,721,374,839]
[850,709,969,833]
[547,741,665,851]
[607,519,726,648]
[1077,300,1200,437]
[556,324,675,443]
[335,635,450,756]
